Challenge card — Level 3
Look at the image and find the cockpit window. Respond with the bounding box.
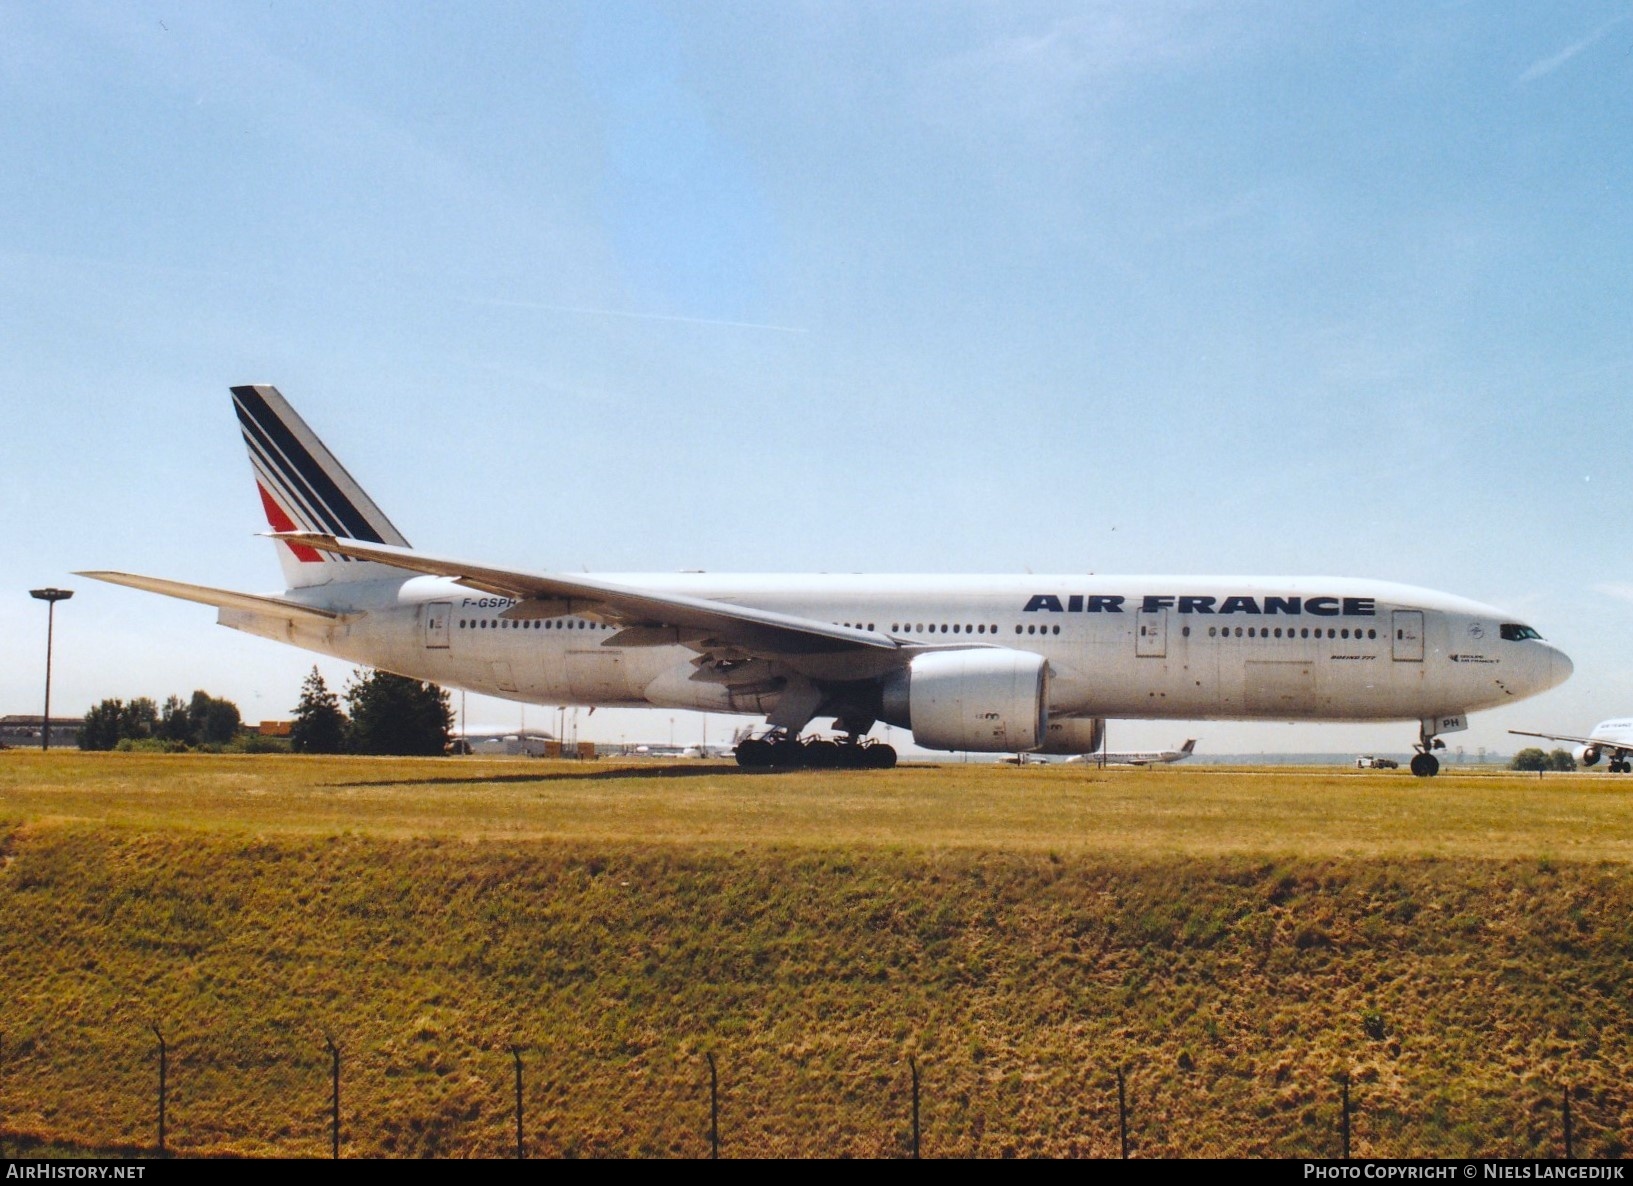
[1500,623,1543,641]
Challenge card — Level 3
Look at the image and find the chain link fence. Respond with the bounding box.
[0,1027,1616,1158]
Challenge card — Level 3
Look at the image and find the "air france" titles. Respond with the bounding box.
[1022,594,1376,617]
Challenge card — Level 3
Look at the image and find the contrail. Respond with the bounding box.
[459,295,807,334]
[1519,12,1631,82]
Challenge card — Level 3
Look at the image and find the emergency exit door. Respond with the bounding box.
[1136,608,1167,658]
[423,601,452,649]
[1391,610,1423,662]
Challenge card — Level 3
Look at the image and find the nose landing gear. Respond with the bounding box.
[1410,723,1446,777]
[1409,752,1440,777]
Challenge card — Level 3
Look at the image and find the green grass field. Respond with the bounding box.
[2,751,1630,1157]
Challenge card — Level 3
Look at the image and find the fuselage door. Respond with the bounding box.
[1391,610,1424,662]
[1136,608,1167,658]
[423,600,452,650]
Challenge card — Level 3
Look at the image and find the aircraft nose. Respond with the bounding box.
[1544,644,1573,692]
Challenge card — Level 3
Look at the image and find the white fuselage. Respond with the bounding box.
[1067,747,1191,766]
[222,573,1571,731]
[1583,720,1633,748]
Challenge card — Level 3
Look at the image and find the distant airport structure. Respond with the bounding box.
[0,715,82,748]
[448,728,560,757]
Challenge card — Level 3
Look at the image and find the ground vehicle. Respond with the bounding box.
[1355,755,1399,769]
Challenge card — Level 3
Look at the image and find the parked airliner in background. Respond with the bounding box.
[1065,739,1196,767]
[1510,721,1633,772]
[82,386,1573,775]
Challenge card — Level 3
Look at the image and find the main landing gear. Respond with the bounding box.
[1410,723,1446,778]
[735,731,898,770]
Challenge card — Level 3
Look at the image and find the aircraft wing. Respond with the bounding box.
[1508,729,1623,750]
[268,533,904,658]
[77,571,342,624]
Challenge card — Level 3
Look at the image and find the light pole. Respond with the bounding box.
[29,587,73,751]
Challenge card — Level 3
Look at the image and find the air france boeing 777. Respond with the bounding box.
[82,386,1572,776]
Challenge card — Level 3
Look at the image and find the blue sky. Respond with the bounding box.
[3,1,1631,757]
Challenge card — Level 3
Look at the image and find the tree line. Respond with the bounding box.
[80,690,242,751]
[287,667,452,755]
[79,668,452,756]
[1509,747,1576,772]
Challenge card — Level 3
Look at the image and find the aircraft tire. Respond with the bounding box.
[865,743,898,770]
[735,739,772,769]
[804,739,841,769]
[1410,752,1439,778]
[769,738,805,768]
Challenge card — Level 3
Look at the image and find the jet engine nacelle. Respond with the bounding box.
[880,649,1049,752]
[1576,744,1601,767]
[1038,717,1105,755]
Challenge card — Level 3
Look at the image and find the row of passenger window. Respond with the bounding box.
[460,615,1373,642]
[458,618,611,631]
[1184,625,1377,640]
[887,622,998,635]
[885,620,1372,641]
[882,622,1068,637]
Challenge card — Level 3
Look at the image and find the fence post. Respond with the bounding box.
[909,1055,920,1160]
[1340,1071,1351,1160]
[707,1052,719,1160]
[1117,1066,1129,1158]
[150,1023,166,1158]
[324,1033,340,1159]
[512,1046,525,1160]
[1563,1085,1573,1160]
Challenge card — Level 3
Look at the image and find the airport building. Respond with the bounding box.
[0,715,83,748]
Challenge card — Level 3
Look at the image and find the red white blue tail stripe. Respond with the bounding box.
[231,384,408,587]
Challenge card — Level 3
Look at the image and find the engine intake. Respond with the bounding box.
[881,649,1049,752]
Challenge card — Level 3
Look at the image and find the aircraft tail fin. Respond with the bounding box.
[1179,739,1196,754]
[232,385,411,590]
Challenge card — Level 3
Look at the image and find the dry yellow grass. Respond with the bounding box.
[2,751,1631,1158]
[2,751,1629,859]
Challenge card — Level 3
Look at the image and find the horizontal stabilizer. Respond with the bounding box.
[76,571,341,623]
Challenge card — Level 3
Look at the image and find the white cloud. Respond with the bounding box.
[912,2,1258,137]
[1593,583,1633,605]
